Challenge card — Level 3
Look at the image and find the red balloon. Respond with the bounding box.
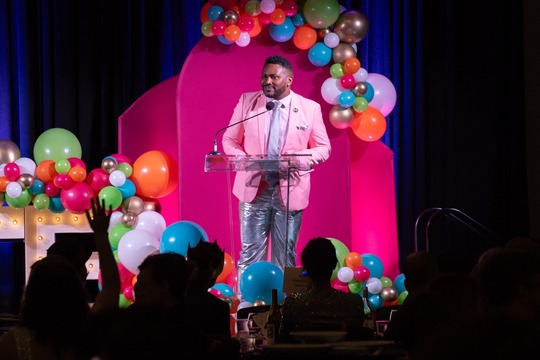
[131,151,178,199]
[211,20,226,36]
[354,266,371,282]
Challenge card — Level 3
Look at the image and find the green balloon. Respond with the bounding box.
[116,162,133,178]
[98,186,123,210]
[109,223,132,249]
[330,63,344,78]
[303,0,340,29]
[33,193,50,210]
[348,279,363,294]
[5,189,32,208]
[0,192,4,204]
[33,128,82,163]
[328,237,350,280]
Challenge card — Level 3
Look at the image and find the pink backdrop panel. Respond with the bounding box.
[118,74,180,225]
[118,32,399,278]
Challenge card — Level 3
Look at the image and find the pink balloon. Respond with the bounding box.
[4,163,20,181]
[86,168,111,193]
[365,73,397,117]
[354,265,371,282]
[68,157,87,170]
[60,182,94,214]
[110,153,132,165]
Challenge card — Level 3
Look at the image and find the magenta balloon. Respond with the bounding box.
[365,73,397,117]
[60,182,95,214]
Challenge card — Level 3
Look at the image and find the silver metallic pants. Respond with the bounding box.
[238,183,303,278]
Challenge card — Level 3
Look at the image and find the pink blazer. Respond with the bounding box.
[222,90,331,210]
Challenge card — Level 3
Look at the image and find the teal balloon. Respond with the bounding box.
[30,179,45,195]
[212,283,234,297]
[291,13,306,26]
[308,42,332,67]
[394,273,406,294]
[368,293,384,310]
[5,189,32,208]
[33,128,82,163]
[361,253,384,279]
[159,220,209,257]
[269,17,295,43]
[363,81,375,102]
[240,261,284,304]
[117,179,136,199]
[48,196,65,213]
[217,36,233,45]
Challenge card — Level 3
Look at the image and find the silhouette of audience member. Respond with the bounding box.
[400,250,440,299]
[46,236,91,283]
[186,240,240,360]
[186,240,231,338]
[279,237,370,343]
[412,249,540,360]
[0,199,119,360]
[384,272,484,358]
[127,252,206,360]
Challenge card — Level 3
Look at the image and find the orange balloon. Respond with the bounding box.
[68,165,87,183]
[270,8,286,25]
[0,176,9,192]
[216,252,234,284]
[248,16,262,37]
[345,251,362,270]
[131,151,178,199]
[224,24,241,42]
[351,106,387,142]
[344,57,361,74]
[36,160,58,183]
[293,25,317,50]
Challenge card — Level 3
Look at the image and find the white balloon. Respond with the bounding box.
[320,77,345,105]
[337,266,354,283]
[109,169,127,187]
[366,277,383,294]
[6,181,22,198]
[117,229,160,274]
[260,0,276,14]
[108,210,124,232]
[366,73,397,117]
[237,301,254,311]
[0,163,5,177]
[324,32,340,48]
[353,67,368,82]
[14,157,37,176]
[134,210,167,238]
[235,32,251,47]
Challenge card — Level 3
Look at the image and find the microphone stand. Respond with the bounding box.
[209,101,276,155]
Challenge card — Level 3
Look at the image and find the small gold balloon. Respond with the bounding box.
[253,299,266,307]
[332,43,357,64]
[17,174,35,189]
[101,158,117,174]
[143,200,160,213]
[123,196,144,215]
[121,211,138,227]
[380,287,398,302]
[352,82,368,96]
[223,10,239,25]
[329,104,354,129]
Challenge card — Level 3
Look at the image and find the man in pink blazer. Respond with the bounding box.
[222,55,331,284]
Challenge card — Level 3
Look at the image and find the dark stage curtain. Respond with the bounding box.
[0,0,530,267]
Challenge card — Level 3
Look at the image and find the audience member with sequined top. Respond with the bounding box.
[278,237,372,342]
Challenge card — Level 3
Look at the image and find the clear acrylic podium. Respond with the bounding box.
[204,153,311,269]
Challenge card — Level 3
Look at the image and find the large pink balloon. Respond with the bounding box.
[366,73,397,117]
[60,182,94,214]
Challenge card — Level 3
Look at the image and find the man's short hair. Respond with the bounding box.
[265,55,293,72]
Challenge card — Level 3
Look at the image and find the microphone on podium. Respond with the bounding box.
[209,101,276,155]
